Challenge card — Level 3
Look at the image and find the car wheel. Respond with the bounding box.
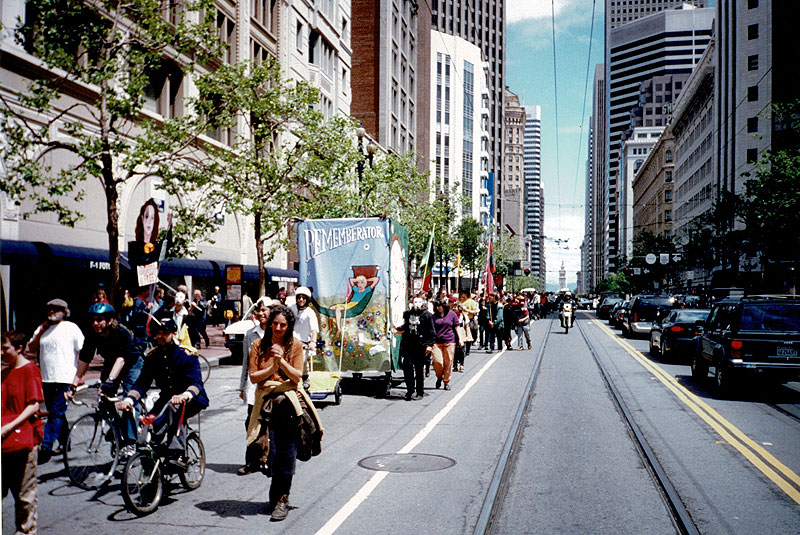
[649,334,657,355]
[691,353,708,381]
[714,363,736,397]
[661,338,670,360]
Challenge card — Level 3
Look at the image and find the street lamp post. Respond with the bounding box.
[356,127,376,217]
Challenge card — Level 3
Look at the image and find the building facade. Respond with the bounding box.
[429,31,489,222]
[588,64,607,285]
[524,105,545,284]
[431,0,506,225]
[502,88,526,262]
[632,132,675,240]
[604,4,713,272]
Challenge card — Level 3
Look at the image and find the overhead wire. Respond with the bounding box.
[572,0,598,211]
[550,0,562,230]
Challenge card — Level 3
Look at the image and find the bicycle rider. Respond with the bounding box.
[115,318,208,463]
[67,303,144,454]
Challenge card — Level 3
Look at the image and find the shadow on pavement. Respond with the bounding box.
[195,499,267,518]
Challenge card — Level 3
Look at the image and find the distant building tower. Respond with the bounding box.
[523,105,545,285]
[559,261,567,290]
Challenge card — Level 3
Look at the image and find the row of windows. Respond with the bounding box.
[675,107,712,160]
[676,183,713,222]
[677,157,712,200]
[674,132,712,182]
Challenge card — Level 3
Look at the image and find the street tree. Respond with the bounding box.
[0,0,223,298]
[159,60,359,297]
[454,217,486,291]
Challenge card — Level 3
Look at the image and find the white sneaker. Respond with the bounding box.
[119,444,136,458]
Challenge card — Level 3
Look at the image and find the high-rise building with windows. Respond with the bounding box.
[430,0,506,225]
[523,105,545,284]
[604,4,713,271]
[429,32,489,222]
[503,88,525,262]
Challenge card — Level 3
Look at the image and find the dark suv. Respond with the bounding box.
[692,296,800,395]
[623,295,675,337]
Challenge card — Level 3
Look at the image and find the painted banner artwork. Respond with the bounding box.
[297,218,408,373]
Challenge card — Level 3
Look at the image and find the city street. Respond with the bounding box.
[6,313,800,534]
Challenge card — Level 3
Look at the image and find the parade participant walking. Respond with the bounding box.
[398,297,435,400]
[289,287,319,388]
[486,294,499,352]
[125,286,153,352]
[209,286,223,325]
[477,297,489,350]
[68,303,144,452]
[431,300,459,390]
[25,299,84,463]
[116,318,208,462]
[2,330,44,535]
[458,291,479,356]
[246,305,313,521]
[188,289,210,349]
[514,296,532,350]
[238,298,271,476]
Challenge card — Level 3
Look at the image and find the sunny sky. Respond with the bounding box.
[506,0,605,290]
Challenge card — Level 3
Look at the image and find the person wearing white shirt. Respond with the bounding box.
[237,297,271,476]
[289,287,319,386]
[25,298,84,463]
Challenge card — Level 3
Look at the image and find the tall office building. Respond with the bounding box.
[429,31,490,222]
[604,4,713,271]
[502,88,526,262]
[606,0,708,28]
[351,0,427,158]
[524,105,545,285]
[582,123,594,291]
[431,0,506,225]
[587,64,606,285]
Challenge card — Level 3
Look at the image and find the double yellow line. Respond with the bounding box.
[589,315,800,506]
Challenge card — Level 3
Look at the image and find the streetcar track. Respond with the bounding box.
[475,314,700,535]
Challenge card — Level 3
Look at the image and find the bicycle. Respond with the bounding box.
[121,401,205,516]
[63,384,138,490]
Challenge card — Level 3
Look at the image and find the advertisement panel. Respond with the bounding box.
[297,217,408,374]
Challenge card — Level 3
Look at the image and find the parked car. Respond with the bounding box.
[610,299,630,329]
[650,308,710,360]
[597,296,622,320]
[692,296,800,395]
[577,298,593,310]
[623,295,676,337]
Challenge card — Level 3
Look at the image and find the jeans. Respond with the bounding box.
[268,419,300,503]
[119,356,144,444]
[2,449,37,534]
[402,349,426,396]
[42,383,70,451]
[515,323,531,348]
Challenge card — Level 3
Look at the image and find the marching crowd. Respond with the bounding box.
[2,284,552,532]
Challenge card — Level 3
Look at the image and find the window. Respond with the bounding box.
[665,150,673,163]
[252,0,276,31]
[747,24,758,40]
[747,117,758,133]
[216,10,236,63]
[665,170,673,183]
[747,85,758,102]
[664,210,672,222]
[747,55,759,71]
[748,0,758,7]
[296,22,303,50]
[665,190,673,202]
[143,61,184,119]
[747,148,758,163]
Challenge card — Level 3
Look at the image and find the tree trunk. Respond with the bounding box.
[255,212,266,297]
[103,165,120,304]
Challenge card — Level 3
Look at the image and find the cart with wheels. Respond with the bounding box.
[296,217,409,399]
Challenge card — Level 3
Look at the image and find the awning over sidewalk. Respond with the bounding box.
[1,240,130,271]
[237,264,299,283]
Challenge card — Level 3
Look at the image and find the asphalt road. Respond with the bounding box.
[4,313,800,534]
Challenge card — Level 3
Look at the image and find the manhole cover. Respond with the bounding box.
[358,453,456,473]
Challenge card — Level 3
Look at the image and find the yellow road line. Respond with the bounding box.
[586,314,800,506]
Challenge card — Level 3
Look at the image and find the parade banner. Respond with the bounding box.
[297,217,408,373]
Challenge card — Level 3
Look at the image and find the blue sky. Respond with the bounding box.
[506,0,605,289]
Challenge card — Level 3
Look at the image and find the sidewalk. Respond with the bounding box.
[197,323,231,367]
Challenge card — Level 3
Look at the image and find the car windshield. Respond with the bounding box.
[675,310,709,323]
[638,298,673,312]
[739,304,800,332]
[604,298,622,306]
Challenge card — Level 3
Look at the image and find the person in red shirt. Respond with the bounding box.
[2,330,44,535]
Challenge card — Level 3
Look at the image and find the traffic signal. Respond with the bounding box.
[524,268,531,275]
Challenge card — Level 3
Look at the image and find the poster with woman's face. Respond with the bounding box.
[129,199,163,284]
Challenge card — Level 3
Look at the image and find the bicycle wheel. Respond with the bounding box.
[179,432,206,490]
[122,452,163,516]
[198,354,211,384]
[64,413,120,490]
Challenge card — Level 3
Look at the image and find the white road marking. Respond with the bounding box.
[314,346,509,535]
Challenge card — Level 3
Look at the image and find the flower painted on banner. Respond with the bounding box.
[325,350,333,357]
[334,340,341,348]
[357,319,368,330]
[346,343,355,352]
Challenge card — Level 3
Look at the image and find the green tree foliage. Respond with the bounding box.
[160,60,359,296]
[0,0,224,297]
[454,217,486,290]
[594,271,632,295]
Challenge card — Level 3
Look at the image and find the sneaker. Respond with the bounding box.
[443,384,451,391]
[435,378,442,389]
[413,393,424,400]
[119,444,136,459]
[37,447,53,465]
[528,344,532,350]
[237,464,256,476]
[270,495,290,522]
[404,392,413,401]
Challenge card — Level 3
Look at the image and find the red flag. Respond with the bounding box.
[419,228,435,292]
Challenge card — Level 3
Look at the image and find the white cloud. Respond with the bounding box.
[507,0,569,24]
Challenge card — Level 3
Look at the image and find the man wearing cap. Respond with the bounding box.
[25,299,84,463]
[116,318,208,459]
[68,302,144,452]
[290,287,319,389]
[237,297,271,475]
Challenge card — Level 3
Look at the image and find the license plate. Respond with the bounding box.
[776,346,798,358]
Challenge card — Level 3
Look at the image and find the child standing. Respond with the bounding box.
[2,330,44,534]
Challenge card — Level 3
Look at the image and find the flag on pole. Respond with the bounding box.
[419,227,435,292]
[455,250,462,278]
[484,239,495,296]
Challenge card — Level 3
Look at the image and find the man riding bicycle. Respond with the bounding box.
[68,303,144,453]
[115,318,208,462]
